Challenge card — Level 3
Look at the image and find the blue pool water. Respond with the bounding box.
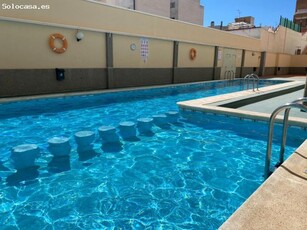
[0,79,305,229]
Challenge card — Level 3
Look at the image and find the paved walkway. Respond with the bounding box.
[240,77,307,119]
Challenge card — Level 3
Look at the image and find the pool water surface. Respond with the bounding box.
[0,79,305,229]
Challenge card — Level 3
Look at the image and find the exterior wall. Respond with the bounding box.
[0,20,106,69]
[113,35,173,68]
[0,19,108,97]
[265,53,278,67]
[244,51,261,67]
[230,26,307,55]
[283,27,307,54]
[289,55,307,75]
[0,0,306,97]
[277,54,292,67]
[261,28,285,54]
[111,34,173,88]
[135,0,170,18]
[97,0,134,9]
[275,54,291,75]
[229,29,261,39]
[0,0,261,50]
[263,52,278,75]
[176,0,204,25]
[177,43,214,67]
[175,42,215,83]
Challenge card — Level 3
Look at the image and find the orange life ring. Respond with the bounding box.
[49,33,68,54]
[190,48,197,60]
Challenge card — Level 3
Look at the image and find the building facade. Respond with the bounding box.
[1,0,306,97]
[170,0,204,25]
[95,0,204,25]
[294,0,307,33]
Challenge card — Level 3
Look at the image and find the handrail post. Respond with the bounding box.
[279,108,290,164]
[264,112,277,179]
[264,98,307,179]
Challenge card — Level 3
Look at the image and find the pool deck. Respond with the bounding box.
[178,76,307,230]
[177,79,307,127]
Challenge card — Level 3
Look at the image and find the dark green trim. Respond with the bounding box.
[213,46,219,80]
[240,49,245,78]
[259,52,266,76]
[0,68,107,98]
[172,41,179,84]
[112,68,173,88]
[106,33,113,89]
[221,84,305,108]
[106,33,113,68]
[289,67,307,75]
[276,67,289,75]
[263,67,276,76]
[173,68,214,83]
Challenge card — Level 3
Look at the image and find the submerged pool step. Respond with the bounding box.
[74,131,95,151]
[11,144,40,170]
[48,137,71,157]
[8,110,181,171]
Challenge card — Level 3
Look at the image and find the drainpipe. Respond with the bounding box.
[133,0,136,10]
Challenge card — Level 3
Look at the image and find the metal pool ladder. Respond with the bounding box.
[244,73,259,91]
[264,97,307,179]
[224,70,235,80]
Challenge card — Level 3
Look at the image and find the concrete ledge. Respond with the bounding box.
[219,140,307,230]
[177,81,307,128]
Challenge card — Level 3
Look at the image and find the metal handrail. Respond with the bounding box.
[244,73,259,91]
[224,70,235,81]
[250,73,259,90]
[230,70,235,80]
[264,97,307,179]
[224,71,229,80]
[244,74,255,91]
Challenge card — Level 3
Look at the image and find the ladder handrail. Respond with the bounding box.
[250,73,259,90]
[230,70,235,80]
[224,70,235,81]
[264,97,307,179]
[244,74,255,91]
[244,73,259,91]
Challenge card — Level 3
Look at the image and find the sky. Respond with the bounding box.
[201,0,297,28]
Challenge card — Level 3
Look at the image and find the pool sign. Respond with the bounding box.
[140,38,149,62]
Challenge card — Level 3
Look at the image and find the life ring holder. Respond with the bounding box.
[49,33,68,54]
[190,48,197,60]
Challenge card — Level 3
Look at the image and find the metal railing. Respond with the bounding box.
[244,73,259,91]
[264,97,307,179]
[224,70,235,80]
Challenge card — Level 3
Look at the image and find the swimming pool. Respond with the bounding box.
[0,79,305,229]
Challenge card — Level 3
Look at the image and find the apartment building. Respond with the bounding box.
[293,0,307,32]
[170,0,204,25]
[95,0,204,25]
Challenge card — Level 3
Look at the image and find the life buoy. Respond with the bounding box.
[190,48,197,60]
[49,33,68,54]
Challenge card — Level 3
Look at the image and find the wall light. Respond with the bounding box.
[76,30,85,42]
